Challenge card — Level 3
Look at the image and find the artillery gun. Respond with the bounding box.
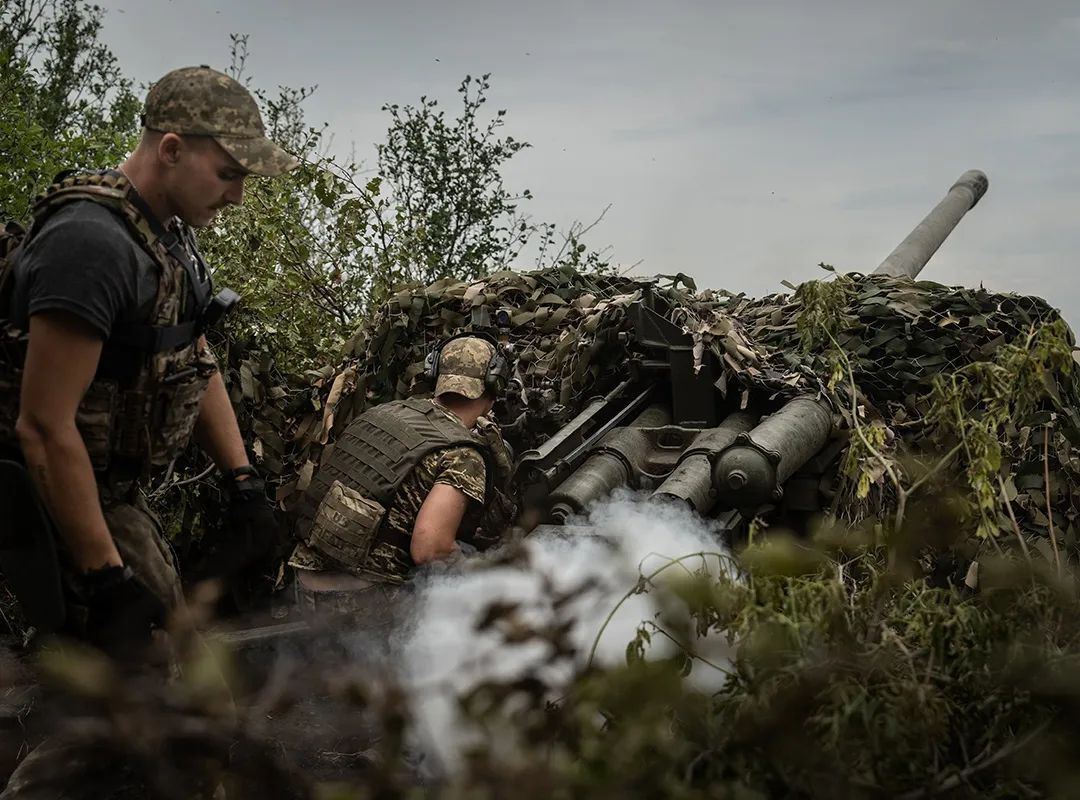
[519,169,989,537]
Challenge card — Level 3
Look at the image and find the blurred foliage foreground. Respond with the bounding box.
[6,505,1080,799]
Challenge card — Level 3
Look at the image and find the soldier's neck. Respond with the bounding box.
[118,156,175,227]
[434,396,487,429]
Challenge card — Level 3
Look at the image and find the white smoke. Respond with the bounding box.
[398,488,739,775]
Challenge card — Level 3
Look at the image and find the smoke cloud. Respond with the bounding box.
[399,488,739,775]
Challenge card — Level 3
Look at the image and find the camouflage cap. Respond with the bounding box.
[143,65,299,177]
[435,337,496,400]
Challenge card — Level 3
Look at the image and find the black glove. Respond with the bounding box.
[216,473,281,579]
[81,565,167,657]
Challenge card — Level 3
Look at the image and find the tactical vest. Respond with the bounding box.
[297,398,505,574]
[0,171,217,479]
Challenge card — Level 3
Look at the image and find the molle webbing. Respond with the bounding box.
[31,171,157,252]
[297,398,492,538]
[0,170,215,475]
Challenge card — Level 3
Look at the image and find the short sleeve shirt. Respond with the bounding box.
[9,199,198,337]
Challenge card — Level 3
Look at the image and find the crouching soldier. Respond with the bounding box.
[288,334,518,628]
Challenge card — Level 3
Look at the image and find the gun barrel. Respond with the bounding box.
[548,404,672,523]
[712,397,833,509]
[873,170,988,279]
[650,411,758,514]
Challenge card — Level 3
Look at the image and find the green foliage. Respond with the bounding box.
[793,264,854,355]
[412,538,1080,799]
[926,320,1077,539]
[377,73,532,288]
[841,418,889,501]
[202,39,609,375]
[0,0,139,219]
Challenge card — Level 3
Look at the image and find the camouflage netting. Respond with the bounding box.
[224,266,1080,553]
[235,268,809,513]
[743,271,1080,549]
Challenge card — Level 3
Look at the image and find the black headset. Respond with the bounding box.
[423,331,513,396]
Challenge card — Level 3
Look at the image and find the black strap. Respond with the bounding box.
[109,319,201,354]
[108,176,213,355]
[122,180,213,316]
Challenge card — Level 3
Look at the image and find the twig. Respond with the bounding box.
[997,474,1031,562]
[149,463,216,499]
[905,442,964,497]
[170,463,217,490]
[896,720,1051,800]
[587,551,735,669]
[825,332,906,529]
[1043,426,1062,576]
[643,622,730,674]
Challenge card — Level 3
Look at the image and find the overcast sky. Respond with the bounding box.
[96,0,1080,323]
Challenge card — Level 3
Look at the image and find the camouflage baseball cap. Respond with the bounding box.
[435,337,496,400]
[143,65,299,177]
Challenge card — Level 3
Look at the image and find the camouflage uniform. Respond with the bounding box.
[289,402,493,624]
[0,67,296,800]
[290,337,517,623]
[1,66,296,617]
[291,412,486,583]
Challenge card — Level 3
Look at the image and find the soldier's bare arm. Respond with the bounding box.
[411,483,471,564]
[16,311,123,571]
[191,337,250,474]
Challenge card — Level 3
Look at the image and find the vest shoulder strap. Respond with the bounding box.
[28,171,210,354]
[30,171,159,251]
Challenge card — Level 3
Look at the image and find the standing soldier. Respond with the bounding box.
[289,334,518,628]
[0,65,298,659]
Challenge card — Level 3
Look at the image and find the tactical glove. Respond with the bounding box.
[216,474,281,580]
[81,565,167,657]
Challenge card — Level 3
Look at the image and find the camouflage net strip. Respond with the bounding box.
[224,267,1080,551]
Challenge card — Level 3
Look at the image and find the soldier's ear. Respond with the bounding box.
[157,132,184,167]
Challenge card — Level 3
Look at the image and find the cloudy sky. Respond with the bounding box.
[96,0,1080,322]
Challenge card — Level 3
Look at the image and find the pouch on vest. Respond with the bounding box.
[307,479,387,572]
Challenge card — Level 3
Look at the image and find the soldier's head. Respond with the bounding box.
[129,65,298,227]
[431,335,508,415]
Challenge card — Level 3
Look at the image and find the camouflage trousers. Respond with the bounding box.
[1,488,228,800]
[65,486,185,620]
[293,568,408,647]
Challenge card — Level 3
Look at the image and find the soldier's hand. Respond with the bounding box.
[81,565,166,658]
[475,415,514,479]
[219,475,281,579]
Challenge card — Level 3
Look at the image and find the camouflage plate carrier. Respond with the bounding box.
[0,170,218,480]
[297,398,506,575]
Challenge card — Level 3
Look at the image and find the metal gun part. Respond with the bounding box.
[873,170,988,280]
[517,379,652,498]
[548,404,673,522]
[650,410,759,514]
[712,397,834,510]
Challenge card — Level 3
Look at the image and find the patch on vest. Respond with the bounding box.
[307,479,386,572]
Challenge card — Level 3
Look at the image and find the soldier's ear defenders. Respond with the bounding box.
[424,331,513,396]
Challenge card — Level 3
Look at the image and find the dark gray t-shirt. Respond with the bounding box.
[10,200,197,338]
